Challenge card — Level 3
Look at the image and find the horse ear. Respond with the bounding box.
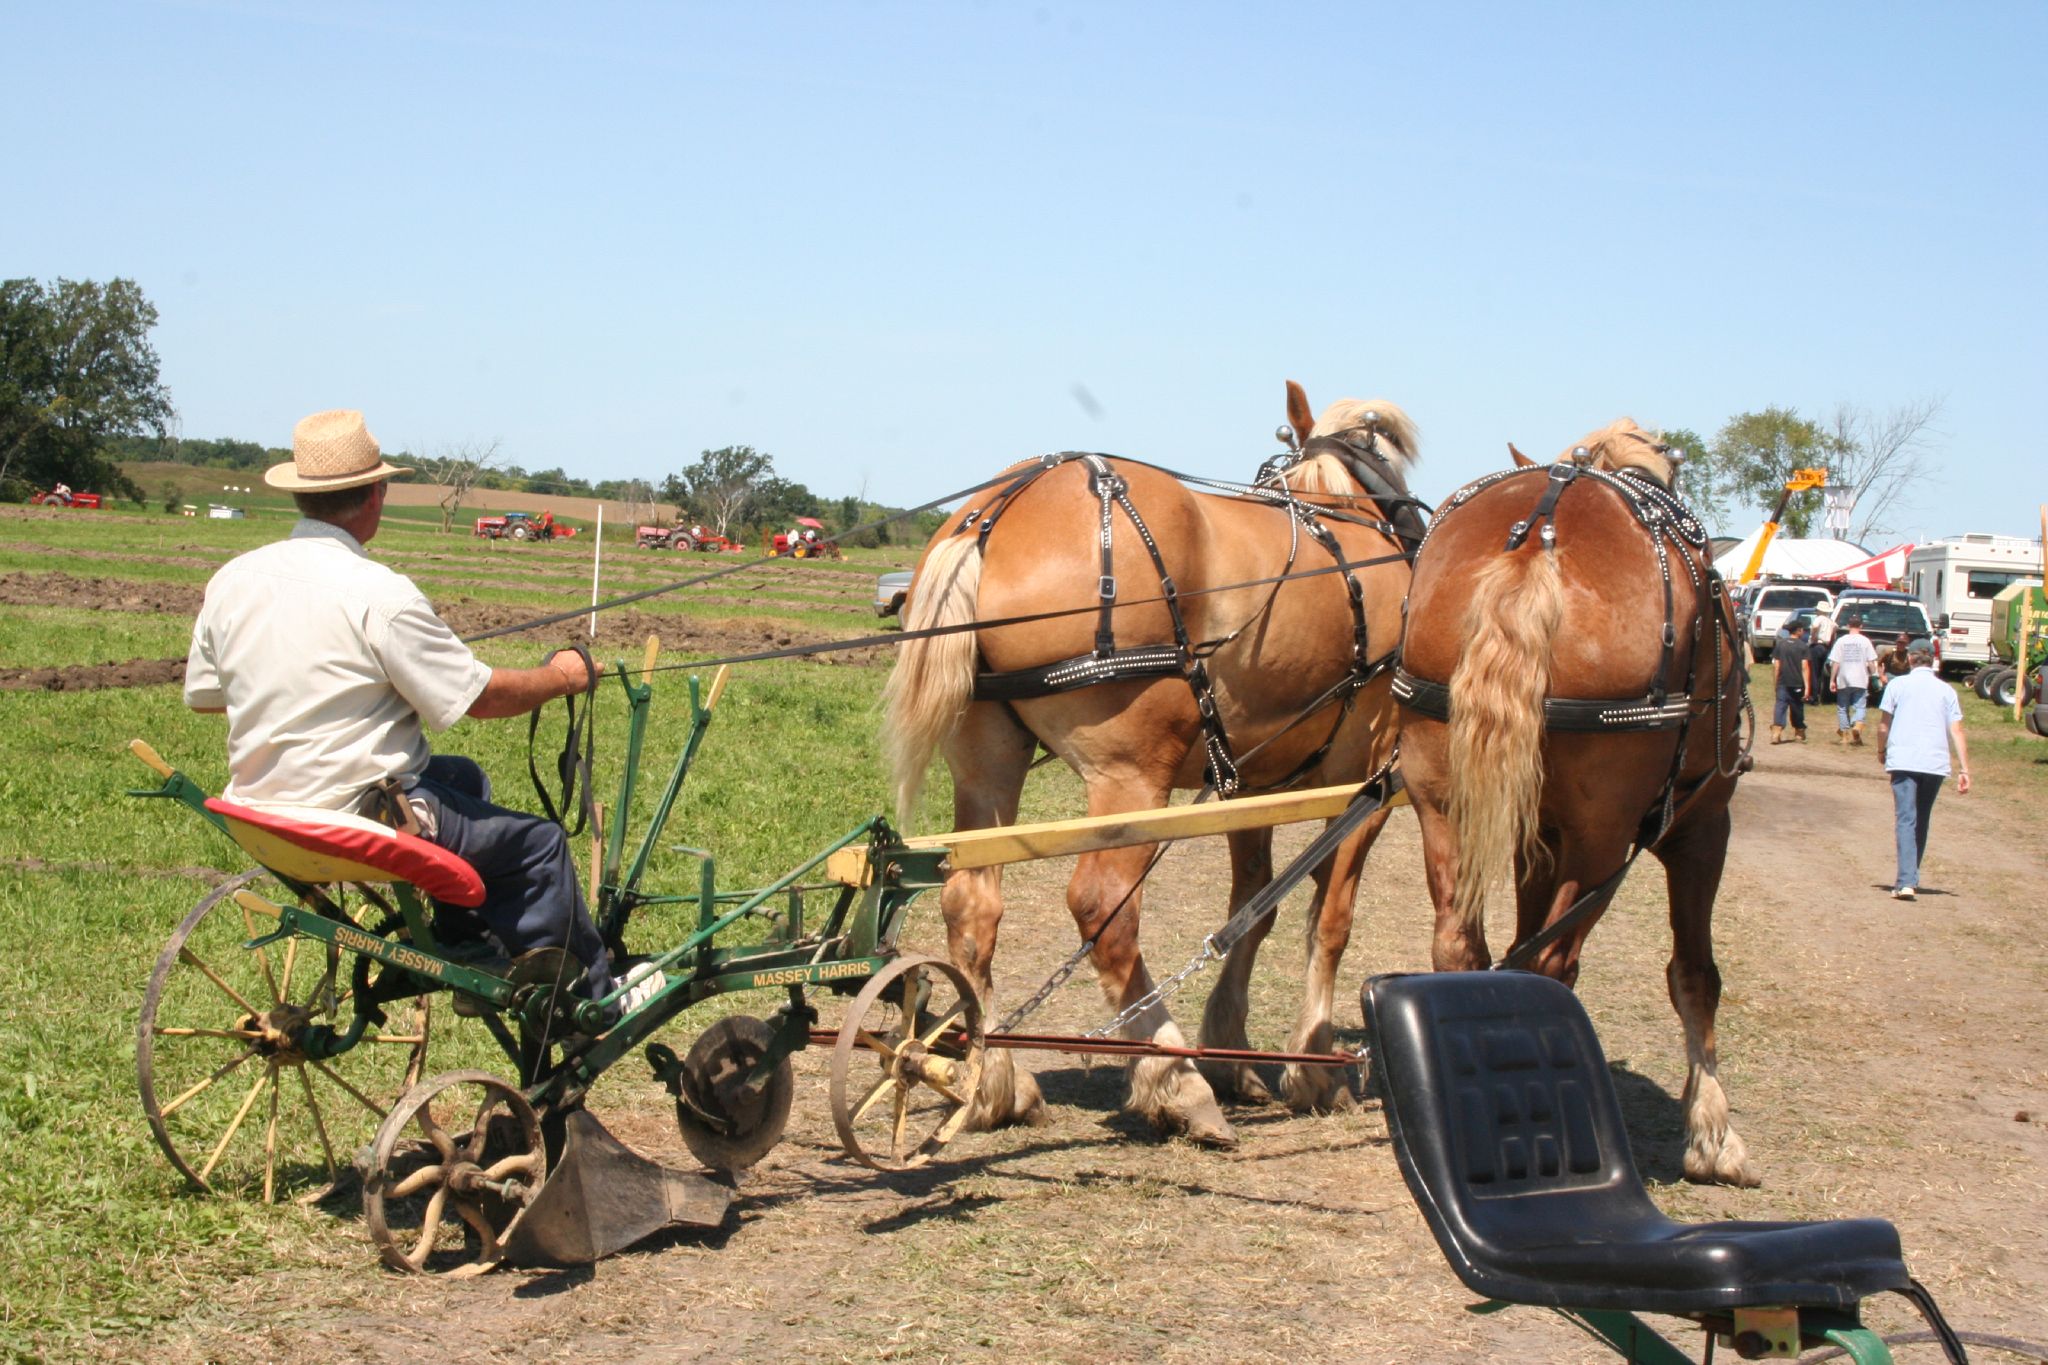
[1508,442,1535,468]
[1285,380,1315,445]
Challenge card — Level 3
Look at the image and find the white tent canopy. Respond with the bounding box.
[1713,532,1869,581]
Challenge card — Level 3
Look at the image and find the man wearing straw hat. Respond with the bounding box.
[184,409,651,1009]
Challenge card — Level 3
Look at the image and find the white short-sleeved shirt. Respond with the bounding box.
[1878,666,1963,776]
[1828,632,1879,690]
[185,520,492,809]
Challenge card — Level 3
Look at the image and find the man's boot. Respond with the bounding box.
[1770,725,1783,745]
[1851,724,1865,746]
[1796,727,1808,742]
[1836,728,1848,745]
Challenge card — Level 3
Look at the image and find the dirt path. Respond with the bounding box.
[140,736,2048,1364]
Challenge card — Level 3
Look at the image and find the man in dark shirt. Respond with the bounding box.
[1771,621,1812,743]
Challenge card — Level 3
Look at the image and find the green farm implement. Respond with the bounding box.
[128,640,982,1274]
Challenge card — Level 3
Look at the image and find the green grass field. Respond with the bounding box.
[4,502,2042,1361]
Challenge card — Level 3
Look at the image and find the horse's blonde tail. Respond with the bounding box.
[881,534,983,828]
[1446,549,1563,935]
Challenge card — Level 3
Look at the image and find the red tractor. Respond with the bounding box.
[31,486,102,508]
[474,509,576,543]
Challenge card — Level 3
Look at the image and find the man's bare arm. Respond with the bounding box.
[466,652,595,720]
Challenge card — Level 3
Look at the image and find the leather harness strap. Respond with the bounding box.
[967,446,1413,798]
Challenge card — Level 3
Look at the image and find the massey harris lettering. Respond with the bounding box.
[333,924,447,980]
[748,961,870,989]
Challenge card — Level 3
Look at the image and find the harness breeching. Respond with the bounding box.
[1391,455,1754,971]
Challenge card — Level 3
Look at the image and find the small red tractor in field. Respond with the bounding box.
[31,486,102,508]
[636,523,743,552]
[770,517,840,560]
[475,509,576,543]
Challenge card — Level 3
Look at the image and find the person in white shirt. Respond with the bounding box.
[1875,646,1971,900]
[1827,615,1880,745]
[186,409,642,1006]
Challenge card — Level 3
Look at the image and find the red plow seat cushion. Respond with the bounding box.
[205,798,486,908]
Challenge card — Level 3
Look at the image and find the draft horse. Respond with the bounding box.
[884,386,1421,1145]
[1395,420,1760,1185]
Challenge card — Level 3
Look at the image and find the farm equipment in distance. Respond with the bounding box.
[31,487,102,508]
[475,510,577,543]
[635,523,743,552]
[770,516,840,560]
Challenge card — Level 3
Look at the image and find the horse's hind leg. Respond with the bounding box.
[1654,803,1761,1187]
[1281,807,1392,1112]
[939,702,1046,1131]
[1198,827,1276,1103]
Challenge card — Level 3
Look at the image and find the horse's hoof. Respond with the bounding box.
[1684,1145,1762,1188]
[1280,1064,1348,1115]
[1165,1096,1237,1149]
[1200,1061,1273,1105]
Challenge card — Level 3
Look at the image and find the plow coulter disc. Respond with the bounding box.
[672,1014,795,1174]
[137,872,433,1203]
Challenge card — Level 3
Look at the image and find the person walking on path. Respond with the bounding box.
[1771,621,1812,744]
[1876,644,1971,900]
[1879,633,1913,697]
[1829,615,1880,745]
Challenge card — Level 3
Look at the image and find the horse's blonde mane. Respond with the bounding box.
[1283,398,1421,496]
[1558,418,1677,485]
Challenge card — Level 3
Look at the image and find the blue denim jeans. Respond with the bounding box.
[407,755,613,994]
[1838,690,1868,731]
[1773,684,1805,731]
[1889,770,1943,891]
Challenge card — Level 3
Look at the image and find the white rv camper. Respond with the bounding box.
[1906,534,2043,669]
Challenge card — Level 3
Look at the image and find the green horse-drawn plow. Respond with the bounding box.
[129,639,983,1275]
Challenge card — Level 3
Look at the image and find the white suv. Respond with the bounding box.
[1748,583,1837,659]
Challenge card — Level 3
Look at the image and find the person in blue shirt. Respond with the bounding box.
[1875,645,1972,900]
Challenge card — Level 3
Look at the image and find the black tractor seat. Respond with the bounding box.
[1361,970,1966,1361]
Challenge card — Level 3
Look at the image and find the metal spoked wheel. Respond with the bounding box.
[137,871,434,1202]
[672,1014,795,1174]
[830,954,985,1171]
[363,1069,544,1276]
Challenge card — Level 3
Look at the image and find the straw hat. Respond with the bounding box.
[264,410,412,491]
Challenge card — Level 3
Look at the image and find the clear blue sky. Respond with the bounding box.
[10,1,2044,542]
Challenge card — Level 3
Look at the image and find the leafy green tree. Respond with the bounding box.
[1710,407,1843,538]
[1,277,172,500]
[668,445,774,536]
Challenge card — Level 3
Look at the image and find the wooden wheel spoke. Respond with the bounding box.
[452,1197,503,1258]
[468,1094,503,1151]
[920,1073,968,1107]
[417,1106,460,1161]
[199,1062,273,1181]
[407,1185,450,1268]
[366,1033,428,1045]
[239,899,282,1004]
[390,1164,448,1199]
[261,1067,282,1203]
[279,937,300,1003]
[160,1047,258,1118]
[295,1065,340,1184]
[311,1061,386,1119]
[154,1026,263,1040]
[482,1152,543,1184]
[178,946,260,1017]
[891,1085,911,1162]
[918,1001,968,1049]
[854,1027,900,1060]
[850,1072,902,1124]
